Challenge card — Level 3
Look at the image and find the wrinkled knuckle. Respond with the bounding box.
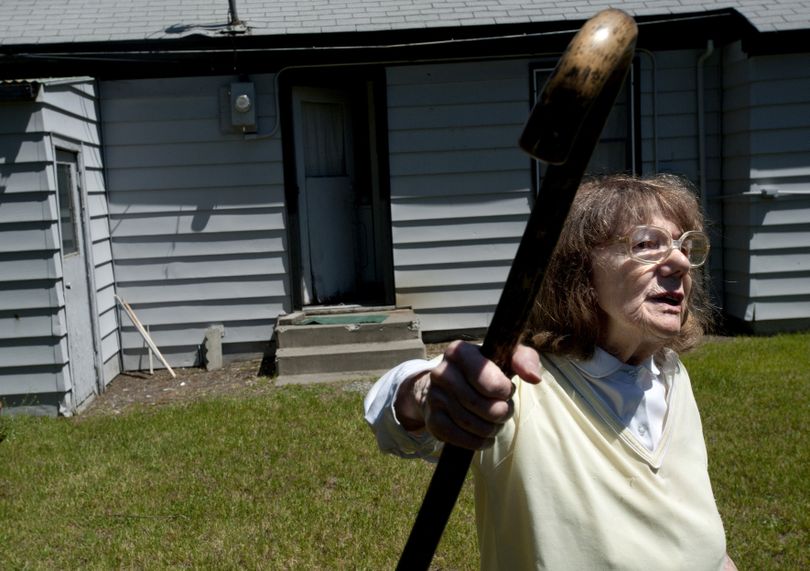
[483,400,510,423]
[491,384,513,402]
[454,415,480,436]
[456,412,497,440]
[429,362,448,383]
[424,390,447,416]
[479,370,512,400]
[445,340,481,364]
[425,411,449,441]
[444,340,465,358]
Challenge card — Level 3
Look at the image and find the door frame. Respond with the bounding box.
[280,67,395,310]
[52,136,105,404]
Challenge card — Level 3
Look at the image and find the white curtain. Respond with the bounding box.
[302,101,346,177]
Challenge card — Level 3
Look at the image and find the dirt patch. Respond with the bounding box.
[83,342,456,417]
[82,358,277,417]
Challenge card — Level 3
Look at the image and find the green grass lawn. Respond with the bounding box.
[1,333,808,569]
[683,333,809,569]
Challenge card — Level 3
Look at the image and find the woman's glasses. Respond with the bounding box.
[612,225,710,268]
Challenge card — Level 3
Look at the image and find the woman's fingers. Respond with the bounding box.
[423,341,516,449]
[443,341,515,400]
[511,343,542,384]
[416,341,541,449]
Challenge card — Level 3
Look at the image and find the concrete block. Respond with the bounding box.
[203,325,225,371]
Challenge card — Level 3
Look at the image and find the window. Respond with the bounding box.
[302,101,347,177]
[530,59,640,189]
[56,150,80,256]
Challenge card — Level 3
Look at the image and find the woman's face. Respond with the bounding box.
[591,215,693,363]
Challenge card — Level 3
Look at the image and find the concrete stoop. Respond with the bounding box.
[274,306,426,385]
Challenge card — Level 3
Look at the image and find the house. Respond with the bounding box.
[1,1,808,415]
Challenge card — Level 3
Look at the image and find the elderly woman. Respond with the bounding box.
[365,174,737,570]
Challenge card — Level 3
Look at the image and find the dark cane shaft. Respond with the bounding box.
[396,10,637,570]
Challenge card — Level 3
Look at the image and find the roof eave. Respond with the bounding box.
[0,9,764,80]
[743,28,810,56]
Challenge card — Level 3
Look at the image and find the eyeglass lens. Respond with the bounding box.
[629,226,708,266]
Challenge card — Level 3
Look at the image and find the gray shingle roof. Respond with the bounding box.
[0,1,807,46]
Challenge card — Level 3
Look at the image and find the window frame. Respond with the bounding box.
[528,57,641,193]
[55,149,81,257]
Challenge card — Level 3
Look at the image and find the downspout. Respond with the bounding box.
[637,49,658,172]
[697,40,714,213]
[696,40,716,303]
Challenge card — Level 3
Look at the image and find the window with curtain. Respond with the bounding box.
[302,101,347,177]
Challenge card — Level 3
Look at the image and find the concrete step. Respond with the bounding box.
[276,308,420,347]
[275,338,426,377]
[276,305,403,325]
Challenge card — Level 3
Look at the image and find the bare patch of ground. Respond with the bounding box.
[82,358,277,417]
[83,342,455,417]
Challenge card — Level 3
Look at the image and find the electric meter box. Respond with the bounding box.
[229,82,257,132]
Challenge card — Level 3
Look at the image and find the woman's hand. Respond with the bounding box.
[395,341,541,449]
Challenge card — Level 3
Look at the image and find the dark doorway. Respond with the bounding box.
[283,69,393,307]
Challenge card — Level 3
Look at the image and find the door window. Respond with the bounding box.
[302,101,347,177]
[56,150,80,256]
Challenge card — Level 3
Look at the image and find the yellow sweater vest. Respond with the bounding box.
[472,352,727,570]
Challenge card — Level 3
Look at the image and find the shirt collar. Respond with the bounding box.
[571,346,659,380]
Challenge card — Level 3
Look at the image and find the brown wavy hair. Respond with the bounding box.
[527,173,713,360]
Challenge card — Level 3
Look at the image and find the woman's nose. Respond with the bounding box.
[659,246,691,274]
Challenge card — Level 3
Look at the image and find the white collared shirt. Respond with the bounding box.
[570,347,669,451]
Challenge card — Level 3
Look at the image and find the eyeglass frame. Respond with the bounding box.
[608,224,711,268]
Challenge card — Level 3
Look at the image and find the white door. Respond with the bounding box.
[292,87,359,305]
[56,150,98,408]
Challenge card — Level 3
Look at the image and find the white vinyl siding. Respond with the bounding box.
[0,79,114,413]
[638,48,723,195]
[722,44,810,331]
[46,81,120,387]
[100,74,290,369]
[387,60,532,333]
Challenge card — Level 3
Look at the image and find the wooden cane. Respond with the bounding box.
[396,9,638,569]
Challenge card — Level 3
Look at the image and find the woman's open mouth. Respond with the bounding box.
[650,292,683,307]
